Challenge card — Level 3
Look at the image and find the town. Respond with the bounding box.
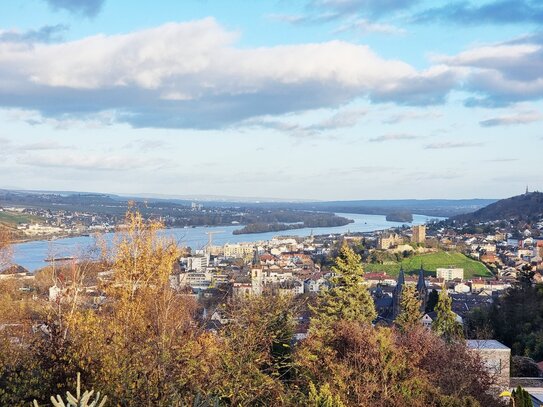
[2,192,543,405]
[2,0,543,403]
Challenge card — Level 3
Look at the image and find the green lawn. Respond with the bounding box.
[364,251,492,279]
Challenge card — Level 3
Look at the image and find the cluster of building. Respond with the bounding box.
[0,206,117,237]
[171,237,326,297]
[435,222,543,278]
[378,224,427,250]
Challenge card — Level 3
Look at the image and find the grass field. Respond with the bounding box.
[364,251,492,279]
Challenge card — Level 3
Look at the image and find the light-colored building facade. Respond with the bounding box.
[436,267,464,281]
[178,271,212,290]
[185,256,209,272]
[466,340,510,389]
[223,243,255,260]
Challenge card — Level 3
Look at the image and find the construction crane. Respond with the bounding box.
[204,230,225,253]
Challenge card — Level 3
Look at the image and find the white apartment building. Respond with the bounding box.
[436,267,464,281]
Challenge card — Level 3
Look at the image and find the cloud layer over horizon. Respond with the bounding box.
[0,17,541,130]
[0,0,541,199]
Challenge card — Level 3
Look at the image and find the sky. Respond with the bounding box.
[0,0,541,200]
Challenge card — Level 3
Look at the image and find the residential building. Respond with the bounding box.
[466,340,510,389]
[223,243,255,260]
[436,267,464,281]
[185,256,209,272]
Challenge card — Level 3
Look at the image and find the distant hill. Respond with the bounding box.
[258,199,497,217]
[0,189,497,217]
[450,192,543,223]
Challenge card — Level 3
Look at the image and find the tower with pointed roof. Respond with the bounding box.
[392,268,405,319]
[392,266,429,320]
[252,245,261,266]
[250,245,264,295]
[416,267,428,312]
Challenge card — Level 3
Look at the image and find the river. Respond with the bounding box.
[12,213,440,272]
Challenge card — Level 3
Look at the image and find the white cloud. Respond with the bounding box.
[369,133,420,142]
[311,0,418,17]
[436,44,539,67]
[424,141,483,149]
[333,19,406,35]
[479,110,542,127]
[0,18,456,129]
[242,107,367,137]
[266,14,308,24]
[434,36,543,106]
[382,109,442,124]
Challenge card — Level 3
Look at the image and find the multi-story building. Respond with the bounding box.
[466,340,510,389]
[436,267,464,281]
[223,243,255,260]
[185,256,209,272]
[178,271,212,290]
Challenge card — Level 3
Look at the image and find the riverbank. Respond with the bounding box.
[11,213,443,272]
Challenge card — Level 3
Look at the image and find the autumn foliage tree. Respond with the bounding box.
[60,209,213,406]
[0,211,506,406]
[0,227,12,271]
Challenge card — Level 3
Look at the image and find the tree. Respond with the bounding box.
[466,272,543,360]
[215,294,298,406]
[310,243,376,331]
[296,321,497,407]
[426,289,439,313]
[33,372,107,407]
[511,356,541,377]
[54,209,208,406]
[432,287,463,342]
[308,382,345,407]
[396,284,422,331]
[0,227,12,271]
[511,385,533,407]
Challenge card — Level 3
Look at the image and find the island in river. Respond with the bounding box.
[233,213,353,235]
[385,212,413,223]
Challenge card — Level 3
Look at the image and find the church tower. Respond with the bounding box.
[251,245,261,266]
[392,268,405,319]
[393,266,428,320]
[416,267,428,312]
[250,245,263,295]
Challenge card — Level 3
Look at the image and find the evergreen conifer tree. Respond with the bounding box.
[432,286,463,342]
[511,385,533,407]
[426,289,439,312]
[396,284,422,331]
[310,243,376,331]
